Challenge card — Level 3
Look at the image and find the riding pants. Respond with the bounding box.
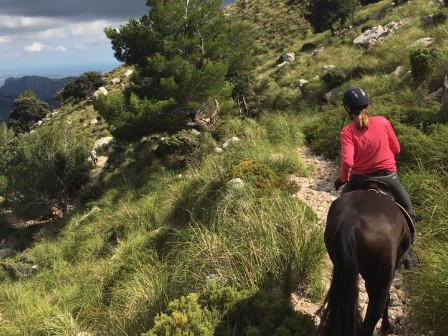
[342,170,414,216]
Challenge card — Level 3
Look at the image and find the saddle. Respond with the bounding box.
[358,178,415,233]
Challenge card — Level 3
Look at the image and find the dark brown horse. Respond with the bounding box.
[316,190,411,336]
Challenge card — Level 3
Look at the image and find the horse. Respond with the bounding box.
[316,189,411,336]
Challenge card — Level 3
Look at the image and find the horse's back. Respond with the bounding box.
[325,190,410,276]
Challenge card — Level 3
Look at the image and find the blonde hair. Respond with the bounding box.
[352,108,369,130]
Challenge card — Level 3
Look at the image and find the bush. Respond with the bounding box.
[154,130,216,169]
[321,68,348,89]
[144,293,218,336]
[230,160,280,195]
[94,93,184,141]
[55,71,105,103]
[300,42,317,52]
[3,125,90,218]
[215,290,316,336]
[433,8,448,25]
[303,110,346,159]
[409,47,442,82]
[7,91,50,134]
[144,286,316,336]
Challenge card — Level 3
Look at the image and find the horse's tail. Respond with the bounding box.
[316,214,361,336]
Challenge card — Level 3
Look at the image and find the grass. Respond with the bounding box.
[1,0,448,334]
[169,189,325,295]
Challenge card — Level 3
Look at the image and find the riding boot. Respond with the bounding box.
[404,231,419,269]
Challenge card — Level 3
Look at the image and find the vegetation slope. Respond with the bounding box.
[0,0,447,335]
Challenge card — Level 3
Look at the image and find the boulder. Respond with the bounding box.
[413,37,435,46]
[93,87,108,98]
[124,70,134,78]
[353,21,405,49]
[93,136,114,150]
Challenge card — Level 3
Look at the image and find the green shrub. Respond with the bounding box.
[144,286,316,336]
[400,106,447,131]
[433,8,448,25]
[55,71,105,103]
[394,123,437,167]
[409,47,442,82]
[230,160,280,194]
[154,130,216,169]
[214,290,316,336]
[300,42,317,52]
[303,110,346,159]
[321,68,348,89]
[3,125,90,219]
[94,93,183,141]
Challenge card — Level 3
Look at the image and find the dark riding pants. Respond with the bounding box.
[342,170,414,215]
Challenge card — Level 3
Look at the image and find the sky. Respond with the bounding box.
[0,0,149,81]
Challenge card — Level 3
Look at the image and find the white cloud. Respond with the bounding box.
[49,45,67,52]
[70,19,115,48]
[0,36,12,43]
[26,27,66,39]
[24,41,45,52]
[23,41,67,53]
[0,15,57,30]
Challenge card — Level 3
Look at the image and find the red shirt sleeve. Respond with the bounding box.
[340,126,353,182]
[386,120,400,155]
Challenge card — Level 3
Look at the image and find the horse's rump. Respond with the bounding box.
[317,190,411,336]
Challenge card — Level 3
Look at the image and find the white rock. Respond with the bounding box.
[222,136,240,149]
[124,70,134,77]
[227,178,245,189]
[93,87,108,98]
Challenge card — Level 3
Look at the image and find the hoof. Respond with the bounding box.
[403,249,420,269]
[381,323,396,334]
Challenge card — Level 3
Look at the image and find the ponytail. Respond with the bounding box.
[353,109,369,130]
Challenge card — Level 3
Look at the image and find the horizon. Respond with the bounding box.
[0,61,122,86]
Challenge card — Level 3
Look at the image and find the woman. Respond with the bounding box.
[334,87,417,267]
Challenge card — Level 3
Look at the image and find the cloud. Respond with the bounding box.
[24,41,45,52]
[26,28,67,39]
[0,36,12,43]
[70,20,116,48]
[0,0,147,20]
[49,45,67,52]
[24,41,67,53]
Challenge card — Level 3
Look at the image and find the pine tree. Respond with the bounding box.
[8,90,50,134]
[306,0,358,36]
[101,0,254,140]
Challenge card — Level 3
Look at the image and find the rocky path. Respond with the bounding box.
[291,147,422,336]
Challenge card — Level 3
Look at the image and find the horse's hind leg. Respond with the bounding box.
[380,292,395,334]
[360,278,393,336]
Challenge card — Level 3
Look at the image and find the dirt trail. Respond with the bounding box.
[291,147,423,336]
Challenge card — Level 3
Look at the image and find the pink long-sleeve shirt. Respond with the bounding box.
[339,116,400,182]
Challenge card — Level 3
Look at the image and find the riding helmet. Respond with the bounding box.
[342,87,369,112]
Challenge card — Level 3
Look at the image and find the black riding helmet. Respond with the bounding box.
[342,87,369,113]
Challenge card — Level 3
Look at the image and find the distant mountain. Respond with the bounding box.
[0,75,76,122]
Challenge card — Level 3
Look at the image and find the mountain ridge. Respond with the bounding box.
[0,75,76,122]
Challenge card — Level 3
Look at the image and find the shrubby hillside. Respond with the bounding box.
[0,0,447,335]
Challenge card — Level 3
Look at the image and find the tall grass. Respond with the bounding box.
[169,188,325,296]
[410,242,448,335]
